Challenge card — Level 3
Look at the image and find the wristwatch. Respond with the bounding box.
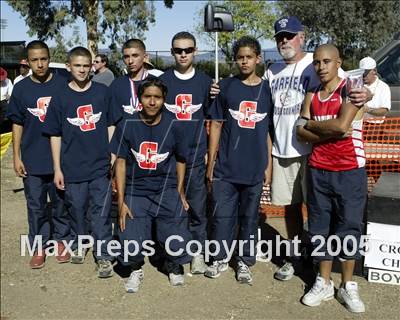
[295,116,309,128]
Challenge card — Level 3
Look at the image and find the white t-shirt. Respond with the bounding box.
[364,77,391,123]
[148,69,164,77]
[13,70,32,85]
[264,53,320,157]
[0,78,13,101]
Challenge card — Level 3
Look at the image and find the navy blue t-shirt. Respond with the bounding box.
[42,82,122,183]
[7,74,67,175]
[208,77,273,185]
[110,111,187,196]
[109,73,158,119]
[160,69,212,167]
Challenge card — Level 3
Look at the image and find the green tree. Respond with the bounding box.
[193,60,265,79]
[7,0,174,58]
[151,56,165,71]
[278,0,400,69]
[195,60,232,79]
[195,0,276,63]
[49,33,69,63]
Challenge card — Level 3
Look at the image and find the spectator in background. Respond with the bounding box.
[92,54,115,86]
[1,67,14,133]
[1,67,13,103]
[14,59,32,85]
[360,56,391,123]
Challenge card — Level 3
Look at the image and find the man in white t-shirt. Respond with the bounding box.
[264,16,371,282]
[263,16,317,282]
[13,59,32,85]
[359,56,391,123]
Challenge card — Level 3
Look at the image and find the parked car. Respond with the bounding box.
[374,32,400,117]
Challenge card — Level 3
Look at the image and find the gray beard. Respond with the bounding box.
[279,47,297,60]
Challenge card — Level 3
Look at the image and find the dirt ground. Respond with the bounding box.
[1,148,399,320]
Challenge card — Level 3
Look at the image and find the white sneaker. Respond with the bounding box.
[274,262,295,281]
[125,269,144,293]
[191,255,207,274]
[169,273,185,286]
[302,276,334,307]
[236,261,252,284]
[204,260,229,278]
[71,248,86,264]
[96,259,113,278]
[337,281,365,313]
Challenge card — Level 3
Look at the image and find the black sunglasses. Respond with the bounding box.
[172,47,195,55]
[275,32,297,42]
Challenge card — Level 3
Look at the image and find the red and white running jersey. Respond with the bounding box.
[309,78,365,171]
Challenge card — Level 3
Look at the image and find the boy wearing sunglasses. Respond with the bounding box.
[160,32,213,275]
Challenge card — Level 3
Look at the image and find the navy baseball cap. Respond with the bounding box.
[274,16,304,37]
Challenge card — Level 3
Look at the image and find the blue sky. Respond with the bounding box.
[0,1,274,51]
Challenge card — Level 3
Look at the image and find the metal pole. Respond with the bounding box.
[215,31,219,83]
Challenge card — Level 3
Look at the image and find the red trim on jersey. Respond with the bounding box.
[309,79,365,171]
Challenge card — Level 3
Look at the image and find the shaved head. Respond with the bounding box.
[313,43,342,84]
[314,44,340,60]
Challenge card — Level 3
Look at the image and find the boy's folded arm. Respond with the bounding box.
[296,93,326,143]
[297,125,325,143]
[304,101,361,138]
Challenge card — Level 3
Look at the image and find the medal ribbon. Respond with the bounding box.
[129,69,148,108]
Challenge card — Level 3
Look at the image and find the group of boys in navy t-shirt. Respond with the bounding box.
[8,34,275,292]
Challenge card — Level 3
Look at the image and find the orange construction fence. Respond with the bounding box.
[260,117,400,217]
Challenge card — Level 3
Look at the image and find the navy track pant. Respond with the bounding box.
[65,175,112,260]
[185,163,207,250]
[23,174,69,248]
[210,179,263,266]
[307,167,367,262]
[117,188,192,267]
